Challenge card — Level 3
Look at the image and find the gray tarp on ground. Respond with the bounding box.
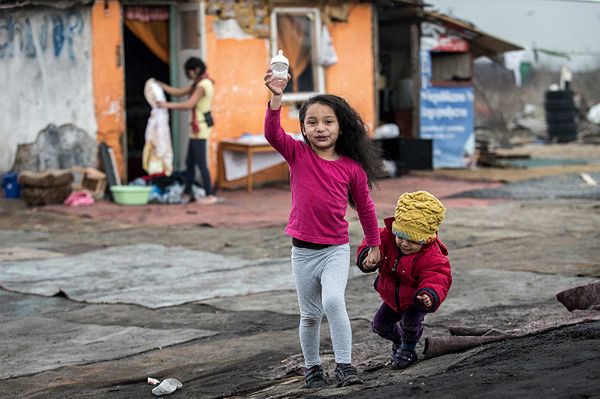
[0,244,359,308]
[0,316,215,379]
[452,172,600,200]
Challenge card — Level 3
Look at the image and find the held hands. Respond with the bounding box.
[362,246,381,270]
[264,68,290,96]
[416,293,433,310]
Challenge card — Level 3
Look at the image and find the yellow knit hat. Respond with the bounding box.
[392,191,446,244]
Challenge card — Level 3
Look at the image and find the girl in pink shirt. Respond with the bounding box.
[264,70,383,389]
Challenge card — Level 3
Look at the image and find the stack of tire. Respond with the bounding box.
[544,89,577,143]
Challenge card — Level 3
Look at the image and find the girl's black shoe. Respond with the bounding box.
[305,365,328,389]
[334,363,364,387]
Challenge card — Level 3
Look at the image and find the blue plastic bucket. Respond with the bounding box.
[1,172,21,198]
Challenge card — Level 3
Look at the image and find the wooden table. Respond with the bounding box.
[217,140,283,192]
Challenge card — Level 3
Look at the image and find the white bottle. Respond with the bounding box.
[270,50,289,80]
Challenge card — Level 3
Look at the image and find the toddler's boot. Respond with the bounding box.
[392,348,418,370]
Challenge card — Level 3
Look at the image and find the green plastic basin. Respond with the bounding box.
[110,185,152,206]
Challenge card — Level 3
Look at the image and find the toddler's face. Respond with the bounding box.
[395,237,423,255]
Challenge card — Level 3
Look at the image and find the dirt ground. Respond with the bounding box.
[1,144,600,398]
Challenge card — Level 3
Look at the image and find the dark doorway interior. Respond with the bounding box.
[377,9,415,138]
[123,25,169,182]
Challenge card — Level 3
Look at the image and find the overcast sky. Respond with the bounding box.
[426,0,600,70]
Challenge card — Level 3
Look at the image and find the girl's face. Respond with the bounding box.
[395,237,423,255]
[302,103,340,154]
[186,68,200,80]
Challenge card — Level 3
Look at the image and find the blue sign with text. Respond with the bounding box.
[419,86,474,168]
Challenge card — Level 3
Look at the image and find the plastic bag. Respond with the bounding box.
[319,25,338,67]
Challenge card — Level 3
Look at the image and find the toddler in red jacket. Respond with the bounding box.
[357,191,452,369]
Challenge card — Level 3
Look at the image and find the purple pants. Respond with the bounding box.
[371,302,425,345]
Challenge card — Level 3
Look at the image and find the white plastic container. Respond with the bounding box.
[270,50,289,80]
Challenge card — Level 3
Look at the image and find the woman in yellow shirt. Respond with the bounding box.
[157,57,220,205]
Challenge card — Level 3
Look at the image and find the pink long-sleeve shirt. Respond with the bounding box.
[264,106,381,247]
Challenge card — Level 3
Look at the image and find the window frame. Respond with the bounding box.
[270,7,325,103]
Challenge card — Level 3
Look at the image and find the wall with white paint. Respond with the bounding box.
[0,6,96,173]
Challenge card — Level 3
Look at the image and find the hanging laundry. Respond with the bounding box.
[319,25,338,67]
[143,78,174,176]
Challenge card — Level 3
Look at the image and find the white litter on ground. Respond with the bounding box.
[152,378,183,396]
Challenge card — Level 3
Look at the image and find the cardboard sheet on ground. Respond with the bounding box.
[0,315,215,379]
[0,244,358,308]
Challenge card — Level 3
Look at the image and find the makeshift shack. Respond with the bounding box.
[0,0,522,194]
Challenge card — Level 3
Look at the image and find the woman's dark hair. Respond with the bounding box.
[298,94,385,191]
[184,57,206,75]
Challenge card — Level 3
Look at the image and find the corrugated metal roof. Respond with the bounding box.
[0,0,93,9]
[0,0,522,58]
[383,5,523,57]
[0,0,426,10]
[423,10,523,57]
[387,0,426,5]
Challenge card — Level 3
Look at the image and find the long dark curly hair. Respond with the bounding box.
[298,94,385,191]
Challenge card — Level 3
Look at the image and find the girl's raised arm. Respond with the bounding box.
[263,68,298,162]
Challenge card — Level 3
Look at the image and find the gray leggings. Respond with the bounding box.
[292,243,352,368]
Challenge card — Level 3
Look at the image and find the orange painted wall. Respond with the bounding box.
[91,1,126,179]
[274,4,375,135]
[204,15,272,176]
[207,5,375,141]
[89,4,375,186]
[205,4,375,185]
[326,4,376,132]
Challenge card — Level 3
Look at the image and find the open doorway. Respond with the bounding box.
[376,6,419,138]
[123,6,170,182]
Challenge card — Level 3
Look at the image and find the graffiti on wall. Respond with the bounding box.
[0,9,84,61]
[0,6,95,173]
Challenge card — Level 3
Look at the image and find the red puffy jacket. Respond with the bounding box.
[357,217,452,313]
